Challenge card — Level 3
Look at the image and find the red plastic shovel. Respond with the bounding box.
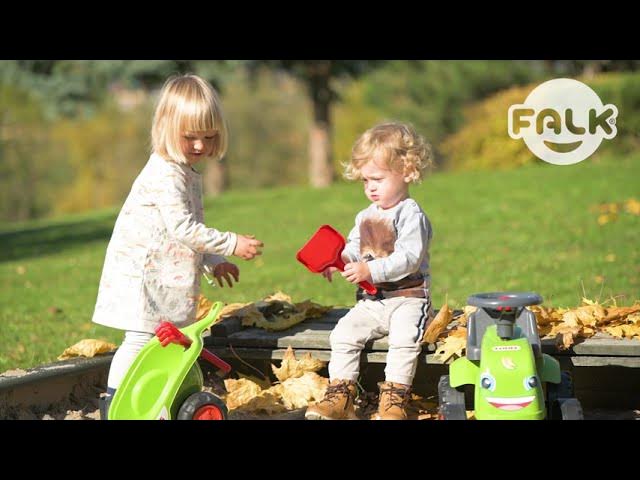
[296,224,377,295]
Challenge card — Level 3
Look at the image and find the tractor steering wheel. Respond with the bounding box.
[467,292,543,310]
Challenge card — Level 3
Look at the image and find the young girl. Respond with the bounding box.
[92,74,263,417]
[305,122,434,420]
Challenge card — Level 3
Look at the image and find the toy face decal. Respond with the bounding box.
[523,375,539,391]
[501,357,516,370]
[485,395,536,411]
[480,370,496,391]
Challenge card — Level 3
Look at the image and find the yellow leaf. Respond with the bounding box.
[528,305,556,326]
[223,378,264,410]
[605,253,616,263]
[625,198,640,216]
[574,306,600,327]
[628,312,640,325]
[562,311,580,327]
[232,391,288,414]
[621,324,640,338]
[604,325,625,339]
[236,372,272,391]
[449,326,467,339]
[549,325,582,350]
[263,291,293,303]
[422,303,453,343]
[271,346,325,382]
[597,214,609,225]
[432,335,466,363]
[277,372,329,409]
[195,294,214,321]
[58,339,117,360]
[537,324,553,337]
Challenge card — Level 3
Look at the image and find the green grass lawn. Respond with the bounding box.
[1,154,639,371]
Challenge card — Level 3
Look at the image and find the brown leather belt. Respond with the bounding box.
[356,276,428,301]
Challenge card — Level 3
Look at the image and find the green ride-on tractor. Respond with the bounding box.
[438,292,583,420]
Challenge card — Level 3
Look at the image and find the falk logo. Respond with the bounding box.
[508,78,618,165]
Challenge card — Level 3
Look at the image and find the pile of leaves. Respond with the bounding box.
[216,291,333,331]
[422,299,640,363]
[218,346,441,419]
[220,346,328,414]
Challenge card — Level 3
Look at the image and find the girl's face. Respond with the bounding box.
[181,130,218,165]
[360,159,411,209]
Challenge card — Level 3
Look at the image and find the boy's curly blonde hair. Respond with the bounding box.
[344,122,433,183]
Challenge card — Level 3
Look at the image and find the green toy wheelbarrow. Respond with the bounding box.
[108,301,231,420]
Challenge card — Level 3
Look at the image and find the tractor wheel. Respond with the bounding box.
[546,371,580,420]
[177,391,228,420]
[558,398,584,420]
[438,375,467,420]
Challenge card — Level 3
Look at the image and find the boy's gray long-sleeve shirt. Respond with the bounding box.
[342,197,432,288]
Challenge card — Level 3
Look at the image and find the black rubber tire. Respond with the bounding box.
[558,398,584,420]
[546,371,575,419]
[177,391,228,420]
[438,375,467,420]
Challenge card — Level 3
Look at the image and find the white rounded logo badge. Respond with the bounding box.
[508,78,618,165]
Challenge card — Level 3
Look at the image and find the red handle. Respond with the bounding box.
[334,258,377,295]
[200,348,232,377]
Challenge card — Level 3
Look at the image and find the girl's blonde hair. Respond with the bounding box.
[344,122,433,183]
[151,74,228,165]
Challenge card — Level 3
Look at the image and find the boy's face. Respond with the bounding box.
[360,159,410,209]
[181,130,217,165]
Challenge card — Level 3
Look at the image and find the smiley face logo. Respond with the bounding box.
[508,78,618,165]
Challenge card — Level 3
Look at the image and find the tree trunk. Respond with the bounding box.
[204,157,229,196]
[308,65,334,188]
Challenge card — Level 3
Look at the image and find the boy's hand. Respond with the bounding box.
[212,262,239,287]
[321,266,339,282]
[233,234,264,260]
[342,262,373,285]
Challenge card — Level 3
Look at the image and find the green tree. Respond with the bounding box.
[255,61,385,187]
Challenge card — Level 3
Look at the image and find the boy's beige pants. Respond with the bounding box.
[328,296,433,386]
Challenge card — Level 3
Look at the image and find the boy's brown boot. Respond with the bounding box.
[305,379,358,420]
[375,381,412,420]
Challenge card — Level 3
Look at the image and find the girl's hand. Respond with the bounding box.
[233,234,264,260]
[322,266,339,282]
[212,262,240,288]
[341,262,373,285]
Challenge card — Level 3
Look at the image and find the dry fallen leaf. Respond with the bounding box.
[222,352,328,413]
[432,335,466,363]
[294,300,333,319]
[218,293,332,332]
[277,372,328,409]
[272,346,325,382]
[422,303,453,344]
[223,377,265,410]
[195,294,214,321]
[625,198,640,215]
[263,291,293,303]
[58,339,117,360]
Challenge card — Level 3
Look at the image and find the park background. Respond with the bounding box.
[1,60,638,372]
